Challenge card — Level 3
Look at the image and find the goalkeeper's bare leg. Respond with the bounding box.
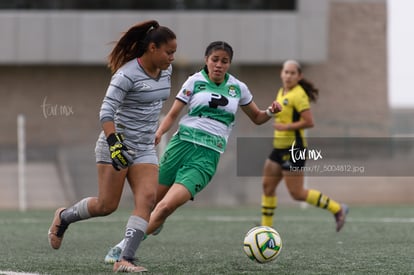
[48,164,127,249]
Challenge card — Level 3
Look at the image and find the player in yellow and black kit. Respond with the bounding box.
[260,60,349,232]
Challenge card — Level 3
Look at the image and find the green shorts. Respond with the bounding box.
[159,133,220,198]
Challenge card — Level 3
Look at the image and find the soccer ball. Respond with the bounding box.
[243,226,282,263]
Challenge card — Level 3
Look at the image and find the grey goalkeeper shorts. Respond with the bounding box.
[95,131,158,165]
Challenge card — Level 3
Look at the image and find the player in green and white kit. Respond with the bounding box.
[104,41,282,264]
[158,58,257,196]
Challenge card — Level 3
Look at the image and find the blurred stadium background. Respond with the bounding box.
[0,0,412,210]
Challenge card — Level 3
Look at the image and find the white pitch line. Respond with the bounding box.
[0,271,43,275]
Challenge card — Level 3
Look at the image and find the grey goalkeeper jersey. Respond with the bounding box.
[99,58,172,150]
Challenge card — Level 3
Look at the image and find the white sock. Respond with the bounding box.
[116,239,126,250]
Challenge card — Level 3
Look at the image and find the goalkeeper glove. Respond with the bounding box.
[106,133,133,171]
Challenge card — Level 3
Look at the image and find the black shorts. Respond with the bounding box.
[268,148,306,171]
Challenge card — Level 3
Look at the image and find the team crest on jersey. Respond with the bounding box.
[228,86,237,97]
[283,98,289,105]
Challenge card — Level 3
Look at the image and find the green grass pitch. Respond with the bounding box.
[0,205,413,274]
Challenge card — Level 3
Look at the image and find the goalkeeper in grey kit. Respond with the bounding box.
[47,20,177,273]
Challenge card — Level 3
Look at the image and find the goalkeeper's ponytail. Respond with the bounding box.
[108,20,176,74]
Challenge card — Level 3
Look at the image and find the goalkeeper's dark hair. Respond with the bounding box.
[108,20,176,74]
[284,60,319,102]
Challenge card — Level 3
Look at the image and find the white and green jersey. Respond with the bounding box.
[176,69,253,153]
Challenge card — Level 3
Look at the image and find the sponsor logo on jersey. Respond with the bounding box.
[195,84,206,92]
[283,98,289,105]
[182,89,192,96]
[140,82,152,90]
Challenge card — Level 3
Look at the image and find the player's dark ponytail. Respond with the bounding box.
[285,60,318,102]
[108,20,176,74]
[299,78,318,102]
